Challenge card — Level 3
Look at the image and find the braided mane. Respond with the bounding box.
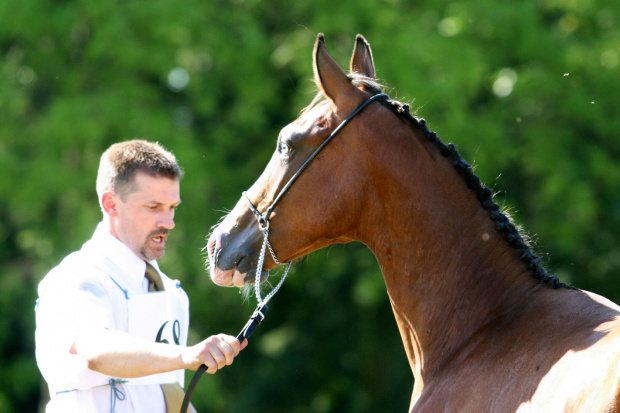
[349,76,570,289]
[387,99,570,289]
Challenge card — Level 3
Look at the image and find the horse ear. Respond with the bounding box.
[350,34,376,79]
[313,33,359,110]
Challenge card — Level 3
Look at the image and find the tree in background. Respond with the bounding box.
[1,0,618,411]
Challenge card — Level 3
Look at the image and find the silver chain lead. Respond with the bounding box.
[254,228,291,306]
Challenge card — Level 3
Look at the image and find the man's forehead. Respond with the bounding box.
[129,173,180,200]
[133,171,178,185]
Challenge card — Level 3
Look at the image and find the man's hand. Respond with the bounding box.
[184,334,248,373]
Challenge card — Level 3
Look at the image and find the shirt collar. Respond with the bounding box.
[90,222,158,290]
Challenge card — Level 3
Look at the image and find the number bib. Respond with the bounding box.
[126,286,187,386]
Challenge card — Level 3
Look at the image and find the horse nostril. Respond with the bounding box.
[235,255,247,269]
[206,238,218,268]
[212,247,220,269]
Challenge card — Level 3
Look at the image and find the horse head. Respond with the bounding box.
[207,34,388,288]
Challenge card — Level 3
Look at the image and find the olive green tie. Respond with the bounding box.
[145,262,165,292]
[144,262,193,413]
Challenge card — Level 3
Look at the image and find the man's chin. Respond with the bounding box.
[141,247,165,261]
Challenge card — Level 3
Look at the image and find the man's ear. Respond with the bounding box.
[101,191,118,217]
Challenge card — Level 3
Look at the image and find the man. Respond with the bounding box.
[35,140,246,412]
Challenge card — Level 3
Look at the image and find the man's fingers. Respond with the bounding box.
[213,348,228,367]
[203,353,218,374]
[216,341,235,365]
[198,334,247,373]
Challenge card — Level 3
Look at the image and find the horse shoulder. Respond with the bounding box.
[411,289,620,412]
[529,289,620,412]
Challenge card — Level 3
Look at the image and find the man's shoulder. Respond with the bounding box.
[39,249,113,297]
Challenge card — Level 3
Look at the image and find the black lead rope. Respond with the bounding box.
[180,303,268,413]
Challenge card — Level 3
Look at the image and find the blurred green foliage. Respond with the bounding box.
[1,0,619,411]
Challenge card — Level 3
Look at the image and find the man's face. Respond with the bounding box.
[111,172,181,261]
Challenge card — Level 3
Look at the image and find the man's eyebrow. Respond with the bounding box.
[145,199,182,205]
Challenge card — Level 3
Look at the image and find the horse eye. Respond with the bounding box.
[278,142,292,155]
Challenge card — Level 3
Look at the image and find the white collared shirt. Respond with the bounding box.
[35,222,190,413]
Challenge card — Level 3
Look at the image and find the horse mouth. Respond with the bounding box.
[209,257,245,287]
[210,256,266,287]
[207,239,265,287]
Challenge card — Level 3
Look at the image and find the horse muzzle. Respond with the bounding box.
[207,228,268,287]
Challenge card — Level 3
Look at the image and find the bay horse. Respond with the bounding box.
[207,34,620,412]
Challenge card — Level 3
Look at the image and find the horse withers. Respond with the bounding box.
[206,34,620,412]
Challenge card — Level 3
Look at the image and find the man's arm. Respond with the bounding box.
[74,328,248,378]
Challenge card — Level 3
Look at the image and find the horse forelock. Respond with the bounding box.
[382,98,572,290]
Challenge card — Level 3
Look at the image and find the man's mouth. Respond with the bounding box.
[149,230,169,245]
[152,235,166,244]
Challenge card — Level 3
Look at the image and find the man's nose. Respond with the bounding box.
[159,211,176,229]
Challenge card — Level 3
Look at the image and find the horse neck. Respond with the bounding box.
[357,124,539,379]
